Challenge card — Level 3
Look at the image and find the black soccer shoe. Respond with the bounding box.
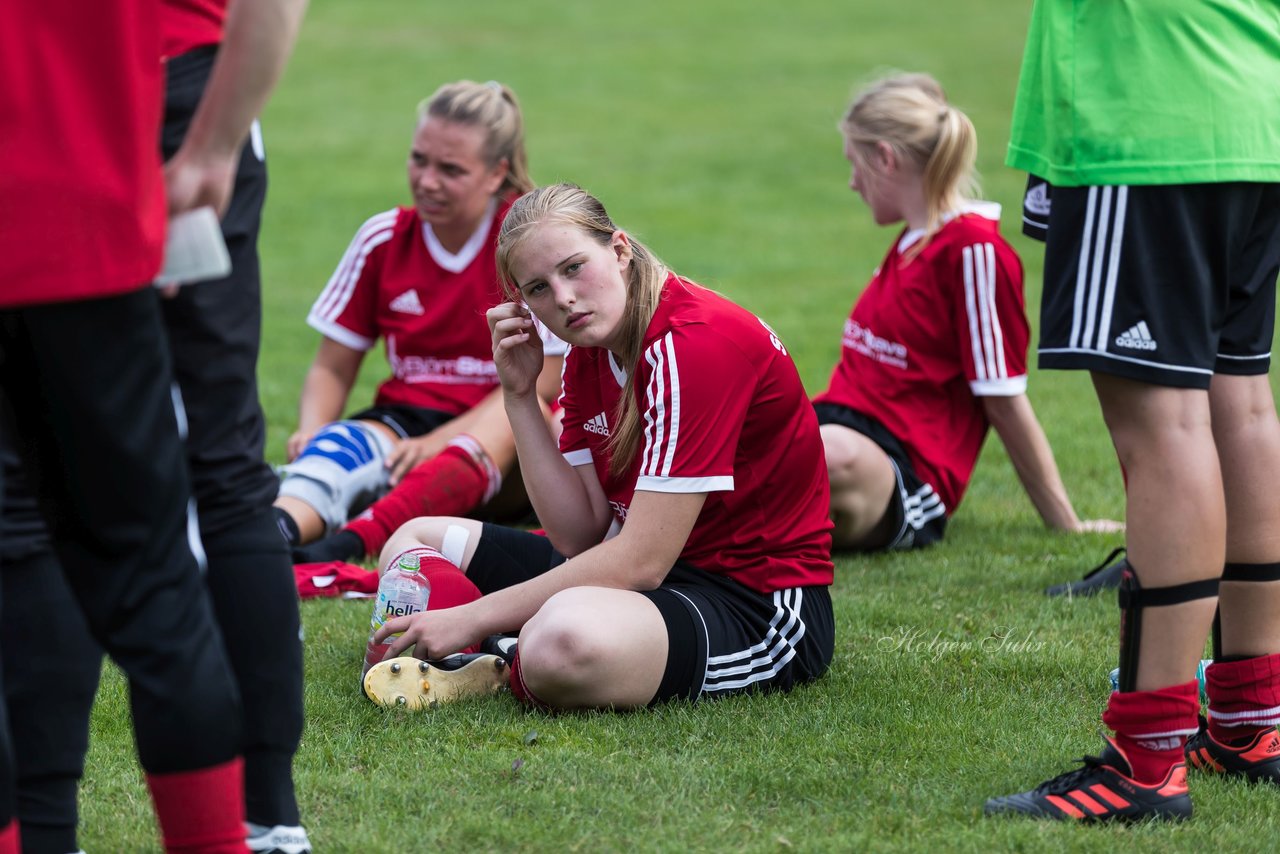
[1045,547,1127,598]
[985,736,1192,823]
[1185,717,1280,784]
[291,529,365,565]
[480,634,518,666]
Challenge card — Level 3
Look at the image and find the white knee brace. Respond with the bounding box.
[278,420,395,533]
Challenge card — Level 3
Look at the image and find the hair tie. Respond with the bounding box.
[485,80,503,92]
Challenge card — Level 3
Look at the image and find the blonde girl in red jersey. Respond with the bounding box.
[813,73,1121,551]
[276,81,566,561]
[368,184,834,711]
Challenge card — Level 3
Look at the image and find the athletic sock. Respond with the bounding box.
[1101,680,1200,784]
[145,757,248,853]
[291,529,365,565]
[1206,652,1280,745]
[0,819,19,854]
[509,651,550,711]
[272,507,301,547]
[345,437,495,556]
[383,546,482,611]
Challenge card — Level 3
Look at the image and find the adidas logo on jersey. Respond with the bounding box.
[583,412,610,436]
[389,289,425,315]
[1115,321,1157,351]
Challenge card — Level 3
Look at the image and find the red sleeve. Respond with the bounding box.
[633,326,753,494]
[951,239,1030,396]
[306,210,398,351]
[556,348,593,465]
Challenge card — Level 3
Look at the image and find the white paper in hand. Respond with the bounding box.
[156,206,231,286]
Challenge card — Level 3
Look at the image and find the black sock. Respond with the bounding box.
[291,529,364,565]
[273,506,302,547]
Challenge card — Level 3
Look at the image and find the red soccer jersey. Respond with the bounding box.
[161,0,226,58]
[814,205,1029,513]
[558,274,834,594]
[308,198,566,416]
[0,0,166,308]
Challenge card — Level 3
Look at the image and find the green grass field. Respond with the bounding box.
[77,0,1280,850]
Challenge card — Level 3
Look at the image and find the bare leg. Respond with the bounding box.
[1210,374,1280,657]
[820,424,898,550]
[518,587,669,709]
[1092,373,1222,689]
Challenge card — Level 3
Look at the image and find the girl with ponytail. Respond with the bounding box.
[371,183,835,712]
[813,73,1119,550]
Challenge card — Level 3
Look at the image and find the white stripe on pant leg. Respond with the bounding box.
[170,382,208,573]
[1069,187,1099,350]
[666,589,713,694]
[1094,186,1128,352]
[705,589,807,692]
[1081,186,1114,350]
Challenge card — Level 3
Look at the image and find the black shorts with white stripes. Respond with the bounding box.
[813,403,947,550]
[1038,182,1280,389]
[466,524,834,704]
[346,404,454,439]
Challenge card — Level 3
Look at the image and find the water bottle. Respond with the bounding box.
[362,552,431,682]
[1108,659,1210,700]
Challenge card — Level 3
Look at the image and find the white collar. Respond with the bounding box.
[897,201,1003,253]
[422,197,497,273]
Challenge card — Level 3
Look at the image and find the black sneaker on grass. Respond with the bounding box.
[1045,547,1127,598]
[1186,718,1280,784]
[985,737,1191,822]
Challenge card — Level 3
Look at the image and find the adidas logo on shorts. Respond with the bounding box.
[1115,321,1157,351]
[583,411,610,436]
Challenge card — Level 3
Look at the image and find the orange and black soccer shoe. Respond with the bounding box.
[985,737,1192,822]
[1186,719,1280,784]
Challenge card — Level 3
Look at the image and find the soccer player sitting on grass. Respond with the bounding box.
[812,73,1121,551]
[363,183,835,711]
[276,80,565,565]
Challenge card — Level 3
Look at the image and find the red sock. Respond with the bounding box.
[145,757,247,853]
[347,440,492,555]
[509,651,550,711]
[0,819,19,854]
[1206,652,1280,745]
[1101,680,1199,784]
[385,546,484,653]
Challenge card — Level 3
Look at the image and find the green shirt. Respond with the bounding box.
[1007,0,1280,186]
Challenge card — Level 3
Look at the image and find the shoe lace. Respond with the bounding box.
[1033,754,1108,795]
[1082,546,1126,579]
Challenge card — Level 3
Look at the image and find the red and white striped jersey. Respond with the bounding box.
[814,205,1029,512]
[308,197,566,415]
[559,274,834,594]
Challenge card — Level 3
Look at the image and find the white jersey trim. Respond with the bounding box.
[969,375,1028,397]
[962,241,1010,384]
[640,333,682,479]
[562,448,594,467]
[635,474,734,493]
[312,208,398,327]
[307,317,376,352]
[423,198,496,273]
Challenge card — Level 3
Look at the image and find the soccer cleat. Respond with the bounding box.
[246,823,311,854]
[1045,547,1127,598]
[480,633,518,666]
[985,736,1192,822]
[1185,719,1280,784]
[363,653,508,710]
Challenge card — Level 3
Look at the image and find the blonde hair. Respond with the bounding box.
[841,73,977,251]
[418,80,534,196]
[497,183,667,475]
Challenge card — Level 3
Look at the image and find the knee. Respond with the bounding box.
[518,590,608,693]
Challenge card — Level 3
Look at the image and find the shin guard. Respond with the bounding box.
[1117,564,1219,693]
